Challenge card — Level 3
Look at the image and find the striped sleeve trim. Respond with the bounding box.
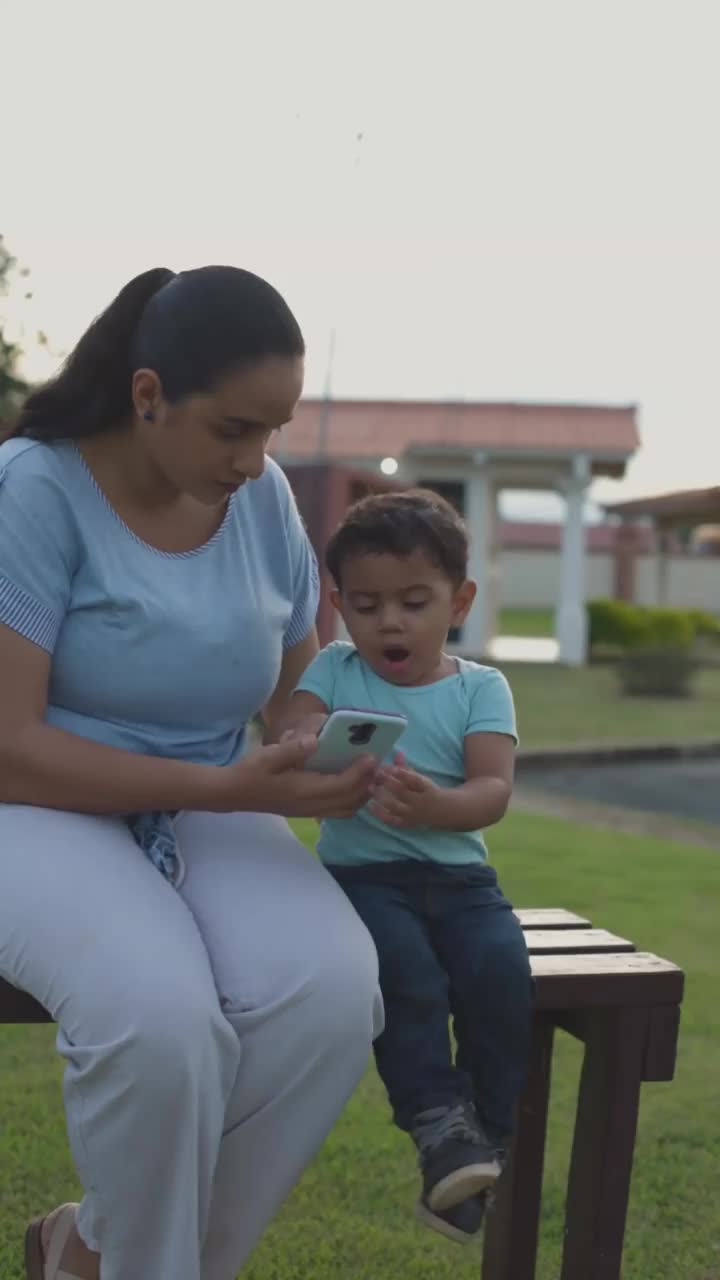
[283,550,320,651]
[0,575,61,652]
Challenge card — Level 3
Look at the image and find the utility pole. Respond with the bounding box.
[316,326,336,458]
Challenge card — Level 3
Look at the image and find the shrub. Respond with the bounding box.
[587,601,714,654]
[688,610,720,645]
[630,608,695,651]
[618,649,697,698]
[587,600,646,651]
[587,600,706,697]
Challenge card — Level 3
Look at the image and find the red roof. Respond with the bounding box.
[605,486,720,526]
[278,399,639,463]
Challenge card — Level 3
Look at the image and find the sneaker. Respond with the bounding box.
[415,1190,487,1245]
[411,1102,501,1211]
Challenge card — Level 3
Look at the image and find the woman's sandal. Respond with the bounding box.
[25,1203,83,1280]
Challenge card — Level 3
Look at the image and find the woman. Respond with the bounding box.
[0,265,383,1280]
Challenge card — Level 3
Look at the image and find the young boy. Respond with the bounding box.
[283,489,533,1245]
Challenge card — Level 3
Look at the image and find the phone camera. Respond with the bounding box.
[348,722,377,746]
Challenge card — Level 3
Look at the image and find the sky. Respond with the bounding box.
[2,0,719,518]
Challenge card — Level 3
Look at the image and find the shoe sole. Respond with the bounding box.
[415,1198,481,1246]
[428,1158,501,1211]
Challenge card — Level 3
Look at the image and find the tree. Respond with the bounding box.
[0,235,30,423]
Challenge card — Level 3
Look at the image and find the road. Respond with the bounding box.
[523,756,720,827]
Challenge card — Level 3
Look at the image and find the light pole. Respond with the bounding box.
[316,326,336,458]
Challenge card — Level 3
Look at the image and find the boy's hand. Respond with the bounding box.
[368,752,441,828]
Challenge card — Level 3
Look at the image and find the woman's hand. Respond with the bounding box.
[221,736,376,819]
[279,713,328,743]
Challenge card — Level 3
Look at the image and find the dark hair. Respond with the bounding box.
[326,488,469,588]
[13,265,305,441]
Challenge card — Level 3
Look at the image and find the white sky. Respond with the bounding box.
[2,0,720,512]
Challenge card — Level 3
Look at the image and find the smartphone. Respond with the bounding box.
[306,708,408,775]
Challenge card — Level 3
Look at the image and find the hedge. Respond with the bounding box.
[587,600,720,654]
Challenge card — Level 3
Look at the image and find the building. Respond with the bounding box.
[605,486,720,607]
[275,398,639,664]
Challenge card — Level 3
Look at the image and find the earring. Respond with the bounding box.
[143,410,155,422]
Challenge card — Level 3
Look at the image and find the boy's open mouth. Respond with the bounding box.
[382,646,411,665]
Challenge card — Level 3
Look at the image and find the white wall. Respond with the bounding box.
[499,551,613,607]
[634,555,720,611]
[499,551,720,613]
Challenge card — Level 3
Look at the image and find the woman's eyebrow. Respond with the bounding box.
[221,415,265,428]
[221,413,295,429]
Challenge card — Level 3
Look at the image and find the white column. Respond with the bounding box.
[555,457,590,666]
[463,467,496,658]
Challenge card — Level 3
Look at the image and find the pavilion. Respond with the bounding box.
[276,398,640,665]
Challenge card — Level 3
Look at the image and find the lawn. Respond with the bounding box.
[1,814,717,1280]
[501,661,720,749]
[496,607,720,749]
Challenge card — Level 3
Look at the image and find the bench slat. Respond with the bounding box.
[532,952,684,1010]
[0,979,49,1024]
[515,908,591,930]
[524,929,635,955]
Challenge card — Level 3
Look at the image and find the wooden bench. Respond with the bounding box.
[0,908,684,1279]
[484,908,684,1280]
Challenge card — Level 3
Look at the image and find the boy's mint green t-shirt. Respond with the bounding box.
[295,641,517,868]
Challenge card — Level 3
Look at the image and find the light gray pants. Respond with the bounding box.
[0,805,383,1280]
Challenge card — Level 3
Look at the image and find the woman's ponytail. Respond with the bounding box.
[13,267,175,441]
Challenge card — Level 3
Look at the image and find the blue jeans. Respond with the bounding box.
[329,860,533,1141]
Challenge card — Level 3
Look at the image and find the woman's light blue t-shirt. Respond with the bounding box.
[296,641,518,867]
[0,439,319,766]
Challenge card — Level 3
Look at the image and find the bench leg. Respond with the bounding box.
[560,1006,648,1280]
[482,1014,554,1280]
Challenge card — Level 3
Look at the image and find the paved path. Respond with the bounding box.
[514,756,719,848]
[488,635,559,663]
[520,756,720,825]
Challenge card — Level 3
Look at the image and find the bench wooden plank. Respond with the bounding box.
[532,952,684,1010]
[524,929,635,955]
[515,908,591,930]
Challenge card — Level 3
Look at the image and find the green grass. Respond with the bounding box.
[491,608,720,747]
[1,814,718,1279]
[501,661,720,749]
[498,607,555,637]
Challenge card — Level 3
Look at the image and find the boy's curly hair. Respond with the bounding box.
[326,488,469,588]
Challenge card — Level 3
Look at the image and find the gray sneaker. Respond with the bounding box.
[411,1102,501,1212]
